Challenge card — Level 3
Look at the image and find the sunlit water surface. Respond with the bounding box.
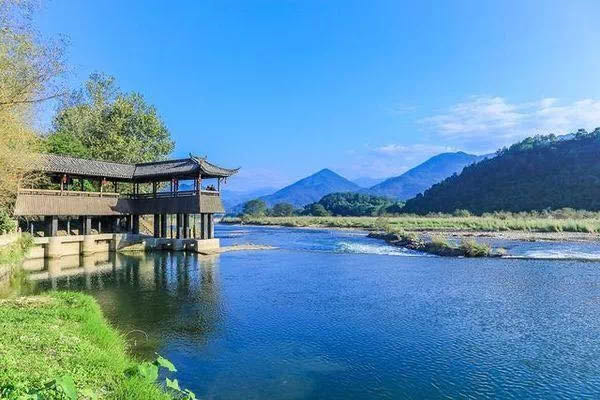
[27,225,600,399]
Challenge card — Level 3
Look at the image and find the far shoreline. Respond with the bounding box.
[220,217,600,243]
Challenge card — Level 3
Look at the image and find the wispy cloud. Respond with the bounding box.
[374,143,456,157]
[420,96,600,150]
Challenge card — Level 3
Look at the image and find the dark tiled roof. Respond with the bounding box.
[37,153,239,180]
[40,154,135,179]
[133,158,200,179]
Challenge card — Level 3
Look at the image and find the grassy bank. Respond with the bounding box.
[0,234,35,297]
[0,292,172,400]
[223,215,600,233]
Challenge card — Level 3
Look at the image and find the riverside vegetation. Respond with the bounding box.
[224,209,600,257]
[0,292,197,400]
[226,208,600,234]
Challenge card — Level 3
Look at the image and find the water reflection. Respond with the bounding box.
[29,252,223,360]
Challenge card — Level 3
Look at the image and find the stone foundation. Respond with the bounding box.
[25,233,220,260]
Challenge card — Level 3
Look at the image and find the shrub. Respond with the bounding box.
[460,239,491,257]
[0,209,16,234]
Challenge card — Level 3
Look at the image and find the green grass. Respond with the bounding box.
[223,215,600,233]
[0,235,35,298]
[0,292,171,400]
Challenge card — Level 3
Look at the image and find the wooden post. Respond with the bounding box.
[132,215,140,235]
[81,179,84,191]
[160,214,167,238]
[183,214,190,239]
[176,213,183,239]
[202,213,209,239]
[208,214,214,239]
[66,217,71,235]
[45,216,58,237]
[154,214,160,238]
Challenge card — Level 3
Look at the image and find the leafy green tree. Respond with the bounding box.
[45,73,174,163]
[0,0,65,210]
[271,202,294,217]
[304,203,330,216]
[242,199,267,217]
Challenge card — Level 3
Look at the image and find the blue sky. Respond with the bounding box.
[36,0,600,191]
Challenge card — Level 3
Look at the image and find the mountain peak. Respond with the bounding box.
[258,168,359,207]
[366,151,484,200]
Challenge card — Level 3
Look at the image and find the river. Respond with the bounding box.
[26,224,600,399]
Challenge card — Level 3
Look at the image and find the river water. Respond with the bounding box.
[26,225,600,399]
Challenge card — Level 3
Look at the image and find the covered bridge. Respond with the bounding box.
[15,153,239,239]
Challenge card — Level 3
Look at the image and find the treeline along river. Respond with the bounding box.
[24,225,600,399]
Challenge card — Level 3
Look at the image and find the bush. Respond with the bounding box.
[0,209,17,235]
[459,239,491,257]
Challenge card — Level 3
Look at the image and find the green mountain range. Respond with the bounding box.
[403,131,600,214]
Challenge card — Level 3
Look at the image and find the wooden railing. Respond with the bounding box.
[125,190,220,200]
[18,188,120,198]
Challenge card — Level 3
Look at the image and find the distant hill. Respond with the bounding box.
[259,168,360,208]
[353,176,386,188]
[367,152,487,200]
[403,131,600,214]
[221,187,278,211]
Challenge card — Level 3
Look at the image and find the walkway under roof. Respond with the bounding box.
[36,153,240,182]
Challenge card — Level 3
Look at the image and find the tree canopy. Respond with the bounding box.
[271,202,295,217]
[45,73,174,163]
[0,0,65,210]
[303,192,403,216]
[242,199,268,217]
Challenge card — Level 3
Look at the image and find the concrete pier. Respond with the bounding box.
[24,233,220,260]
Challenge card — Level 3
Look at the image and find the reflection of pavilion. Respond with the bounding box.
[28,252,222,359]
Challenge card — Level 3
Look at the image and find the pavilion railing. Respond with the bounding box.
[18,188,220,200]
[17,188,120,198]
[125,190,220,200]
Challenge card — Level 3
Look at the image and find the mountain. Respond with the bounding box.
[353,176,386,188]
[366,152,487,200]
[259,168,360,208]
[403,132,600,214]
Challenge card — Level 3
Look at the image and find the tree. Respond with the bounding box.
[304,203,329,216]
[271,202,294,217]
[0,0,66,210]
[242,199,267,217]
[45,73,174,163]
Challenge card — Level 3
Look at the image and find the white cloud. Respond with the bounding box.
[421,96,600,149]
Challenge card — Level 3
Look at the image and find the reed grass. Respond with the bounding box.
[223,215,600,234]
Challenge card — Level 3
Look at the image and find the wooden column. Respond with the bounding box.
[80,216,92,235]
[45,216,58,237]
[202,213,209,239]
[125,215,132,233]
[132,215,140,235]
[176,213,183,239]
[208,214,214,239]
[160,214,167,238]
[183,214,190,239]
[153,214,160,238]
[66,217,71,236]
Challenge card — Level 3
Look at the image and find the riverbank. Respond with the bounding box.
[222,216,600,241]
[0,292,171,399]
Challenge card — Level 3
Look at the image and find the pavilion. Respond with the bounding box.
[14,153,239,239]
